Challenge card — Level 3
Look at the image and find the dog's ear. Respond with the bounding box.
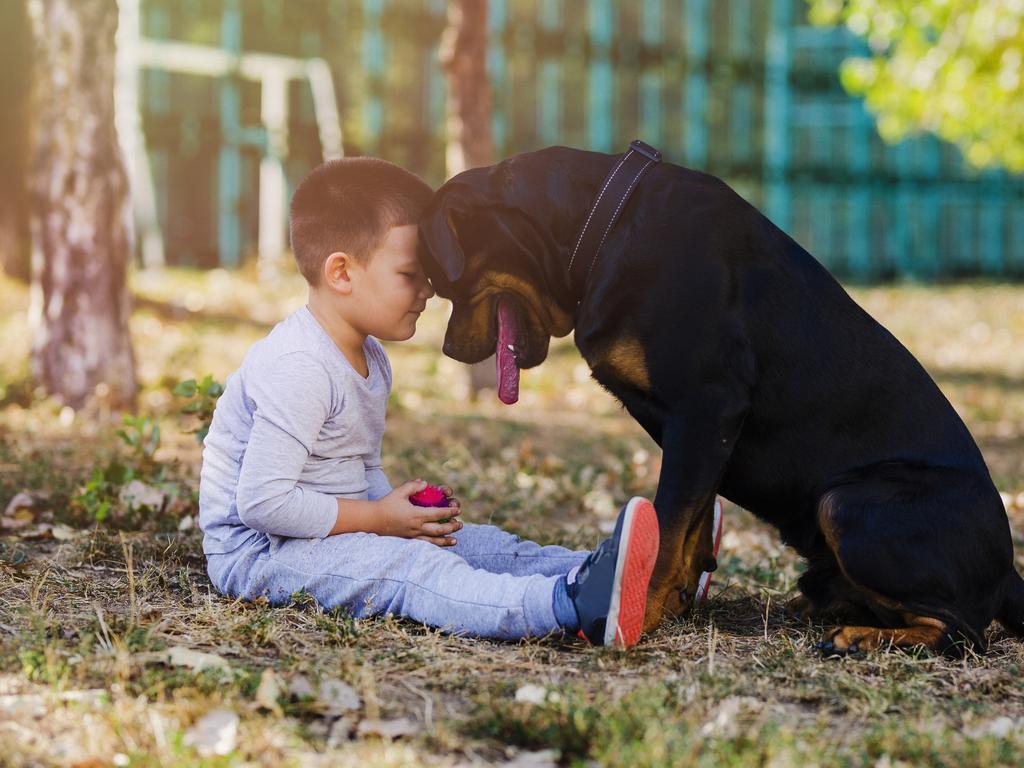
[419,168,497,284]
[419,201,466,282]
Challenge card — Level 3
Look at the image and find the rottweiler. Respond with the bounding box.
[417,143,1024,656]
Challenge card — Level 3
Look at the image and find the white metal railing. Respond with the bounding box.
[115,0,343,275]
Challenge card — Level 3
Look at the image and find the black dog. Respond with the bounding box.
[417,144,1024,655]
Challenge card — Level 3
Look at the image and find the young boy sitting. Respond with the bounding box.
[198,157,660,647]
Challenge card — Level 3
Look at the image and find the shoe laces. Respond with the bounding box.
[570,536,616,594]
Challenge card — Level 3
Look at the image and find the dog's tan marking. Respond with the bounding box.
[466,300,493,343]
[477,271,574,338]
[824,614,950,652]
[592,337,651,392]
[643,497,718,632]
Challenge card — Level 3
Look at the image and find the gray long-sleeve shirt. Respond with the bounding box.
[198,306,392,555]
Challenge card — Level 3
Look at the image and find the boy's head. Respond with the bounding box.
[290,157,433,285]
[291,158,436,343]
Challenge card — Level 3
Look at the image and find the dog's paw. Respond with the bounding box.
[785,594,819,622]
[816,625,880,656]
[643,582,692,631]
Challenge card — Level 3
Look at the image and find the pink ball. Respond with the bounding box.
[410,484,449,508]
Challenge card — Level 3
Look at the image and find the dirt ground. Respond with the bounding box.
[1,272,1023,767]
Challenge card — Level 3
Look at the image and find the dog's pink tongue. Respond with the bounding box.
[496,298,520,405]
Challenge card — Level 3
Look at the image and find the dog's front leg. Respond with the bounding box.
[644,400,743,632]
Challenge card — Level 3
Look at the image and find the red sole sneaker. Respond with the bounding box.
[604,497,660,648]
[695,497,724,605]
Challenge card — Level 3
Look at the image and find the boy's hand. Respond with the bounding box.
[434,485,462,523]
[377,480,462,546]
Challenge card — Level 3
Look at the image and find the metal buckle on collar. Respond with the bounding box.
[629,139,662,162]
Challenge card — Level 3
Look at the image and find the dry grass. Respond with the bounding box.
[1,270,1023,767]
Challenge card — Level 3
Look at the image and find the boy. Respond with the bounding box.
[198,157,660,646]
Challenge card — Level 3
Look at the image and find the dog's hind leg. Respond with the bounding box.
[813,470,1010,656]
[787,560,875,624]
[997,569,1024,638]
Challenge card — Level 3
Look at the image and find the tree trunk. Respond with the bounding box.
[27,0,137,410]
[0,0,32,282]
[440,0,497,399]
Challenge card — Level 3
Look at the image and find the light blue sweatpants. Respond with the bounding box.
[206,523,589,640]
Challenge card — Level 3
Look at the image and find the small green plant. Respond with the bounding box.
[18,646,70,687]
[117,414,161,469]
[174,375,225,443]
[71,461,134,522]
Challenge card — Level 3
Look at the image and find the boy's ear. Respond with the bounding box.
[323,251,356,293]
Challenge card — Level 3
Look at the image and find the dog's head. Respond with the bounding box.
[417,152,581,385]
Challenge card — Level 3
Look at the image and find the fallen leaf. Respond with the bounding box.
[119,480,166,511]
[184,709,239,756]
[582,488,616,519]
[51,524,78,541]
[699,696,761,738]
[3,491,34,516]
[514,684,549,705]
[0,689,105,718]
[0,694,47,718]
[163,645,231,673]
[502,750,560,768]
[318,678,361,716]
[964,716,1020,739]
[18,523,54,540]
[356,717,418,740]
[1,492,35,529]
[287,674,315,699]
[255,668,283,716]
[326,715,356,747]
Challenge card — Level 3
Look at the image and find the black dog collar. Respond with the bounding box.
[567,139,662,303]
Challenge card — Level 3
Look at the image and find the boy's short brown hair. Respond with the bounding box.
[289,157,433,285]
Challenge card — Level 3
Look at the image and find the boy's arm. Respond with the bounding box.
[365,339,394,502]
[328,479,462,545]
[328,496,377,535]
[236,352,459,543]
[235,353,347,539]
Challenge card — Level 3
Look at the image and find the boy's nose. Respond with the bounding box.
[422,281,435,300]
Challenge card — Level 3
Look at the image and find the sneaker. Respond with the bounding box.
[694,497,724,605]
[569,496,660,647]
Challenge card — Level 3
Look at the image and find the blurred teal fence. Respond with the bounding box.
[139,0,1024,280]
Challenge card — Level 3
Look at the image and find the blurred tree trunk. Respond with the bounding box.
[27,0,137,410]
[0,0,32,282]
[440,0,496,399]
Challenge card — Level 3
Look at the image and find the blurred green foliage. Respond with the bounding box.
[71,462,135,523]
[174,374,224,444]
[808,0,1024,171]
[117,414,162,468]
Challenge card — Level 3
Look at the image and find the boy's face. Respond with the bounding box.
[347,224,434,341]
